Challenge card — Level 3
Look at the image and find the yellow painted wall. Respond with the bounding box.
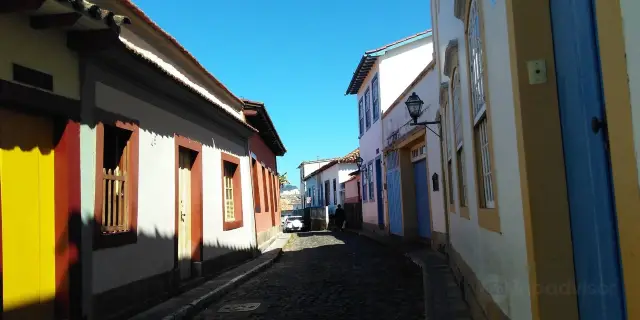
[0,109,56,319]
[0,14,79,99]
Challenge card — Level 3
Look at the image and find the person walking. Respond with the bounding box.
[334,204,346,231]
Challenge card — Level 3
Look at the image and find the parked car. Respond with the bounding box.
[283,215,305,232]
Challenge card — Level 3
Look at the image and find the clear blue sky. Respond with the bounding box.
[135,0,432,187]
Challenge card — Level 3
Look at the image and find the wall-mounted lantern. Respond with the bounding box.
[406,92,441,138]
[432,173,440,191]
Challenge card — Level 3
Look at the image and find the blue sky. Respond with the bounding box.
[134,0,432,187]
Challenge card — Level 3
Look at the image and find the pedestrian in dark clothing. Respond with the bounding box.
[334,204,346,231]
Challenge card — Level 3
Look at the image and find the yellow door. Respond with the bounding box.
[0,108,56,319]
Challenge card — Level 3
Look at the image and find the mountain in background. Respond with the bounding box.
[280,184,301,211]
[280,184,299,195]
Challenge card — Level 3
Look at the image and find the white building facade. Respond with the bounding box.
[346,31,434,234]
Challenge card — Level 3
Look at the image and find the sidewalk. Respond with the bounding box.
[128,233,292,320]
[347,228,472,320]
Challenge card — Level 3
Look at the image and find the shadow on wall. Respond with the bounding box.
[1,212,259,320]
[0,103,252,319]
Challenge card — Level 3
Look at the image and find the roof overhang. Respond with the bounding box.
[345,30,432,95]
[242,99,286,156]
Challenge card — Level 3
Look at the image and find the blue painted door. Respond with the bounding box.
[550,0,626,318]
[386,151,403,235]
[375,157,384,227]
[413,159,431,238]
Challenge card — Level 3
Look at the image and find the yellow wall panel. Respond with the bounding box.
[0,14,79,99]
[0,109,56,319]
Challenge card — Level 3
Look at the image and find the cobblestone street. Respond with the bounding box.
[194,231,425,320]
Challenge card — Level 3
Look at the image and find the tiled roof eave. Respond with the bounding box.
[121,40,257,133]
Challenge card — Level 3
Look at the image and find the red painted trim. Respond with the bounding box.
[53,120,81,319]
[93,119,140,250]
[174,135,203,264]
[221,153,243,231]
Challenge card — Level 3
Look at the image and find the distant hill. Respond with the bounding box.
[280,184,301,211]
[280,184,299,194]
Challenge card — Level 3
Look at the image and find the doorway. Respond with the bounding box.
[550,0,626,318]
[177,148,193,280]
[0,109,56,319]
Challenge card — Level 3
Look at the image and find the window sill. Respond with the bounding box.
[478,208,501,233]
[94,230,137,250]
[223,220,243,231]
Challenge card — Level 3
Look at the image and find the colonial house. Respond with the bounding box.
[297,157,338,208]
[0,1,129,319]
[432,0,640,319]
[346,30,434,235]
[0,0,284,319]
[302,149,359,209]
[381,61,445,243]
[242,99,286,250]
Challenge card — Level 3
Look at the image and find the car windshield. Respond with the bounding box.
[287,216,303,220]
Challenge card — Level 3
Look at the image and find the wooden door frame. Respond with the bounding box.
[174,135,203,274]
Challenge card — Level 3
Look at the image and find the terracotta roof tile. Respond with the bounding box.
[118,0,244,107]
[305,148,360,179]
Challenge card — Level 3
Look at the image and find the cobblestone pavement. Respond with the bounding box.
[193,231,425,320]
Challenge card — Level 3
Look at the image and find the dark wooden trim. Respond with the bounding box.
[67,29,122,52]
[31,12,82,30]
[53,120,81,319]
[221,153,244,231]
[93,120,140,250]
[0,0,44,12]
[174,135,203,268]
[251,158,261,213]
[0,79,80,120]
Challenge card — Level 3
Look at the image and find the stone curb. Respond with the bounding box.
[160,249,283,320]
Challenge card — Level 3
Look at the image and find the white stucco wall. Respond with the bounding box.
[86,82,255,294]
[378,37,434,114]
[620,0,640,187]
[383,68,446,234]
[433,0,531,318]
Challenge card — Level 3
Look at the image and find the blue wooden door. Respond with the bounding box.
[375,157,384,227]
[413,159,431,238]
[550,0,626,318]
[386,151,403,235]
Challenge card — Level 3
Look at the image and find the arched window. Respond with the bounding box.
[451,69,468,208]
[467,0,494,209]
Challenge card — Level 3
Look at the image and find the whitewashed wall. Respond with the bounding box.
[379,36,434,114]
[433,0,531,318]
[86,82,255,294]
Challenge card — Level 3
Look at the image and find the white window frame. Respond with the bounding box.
[411,143,427,162]
[372,74,380,121]
[452,70,467,207]
[368,161,374,201]
[365,88,372,130]
[359,98,364,136]
[468,0,494,209]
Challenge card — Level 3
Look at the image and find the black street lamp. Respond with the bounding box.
[405,92,441,138]
[356,156,364,170]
